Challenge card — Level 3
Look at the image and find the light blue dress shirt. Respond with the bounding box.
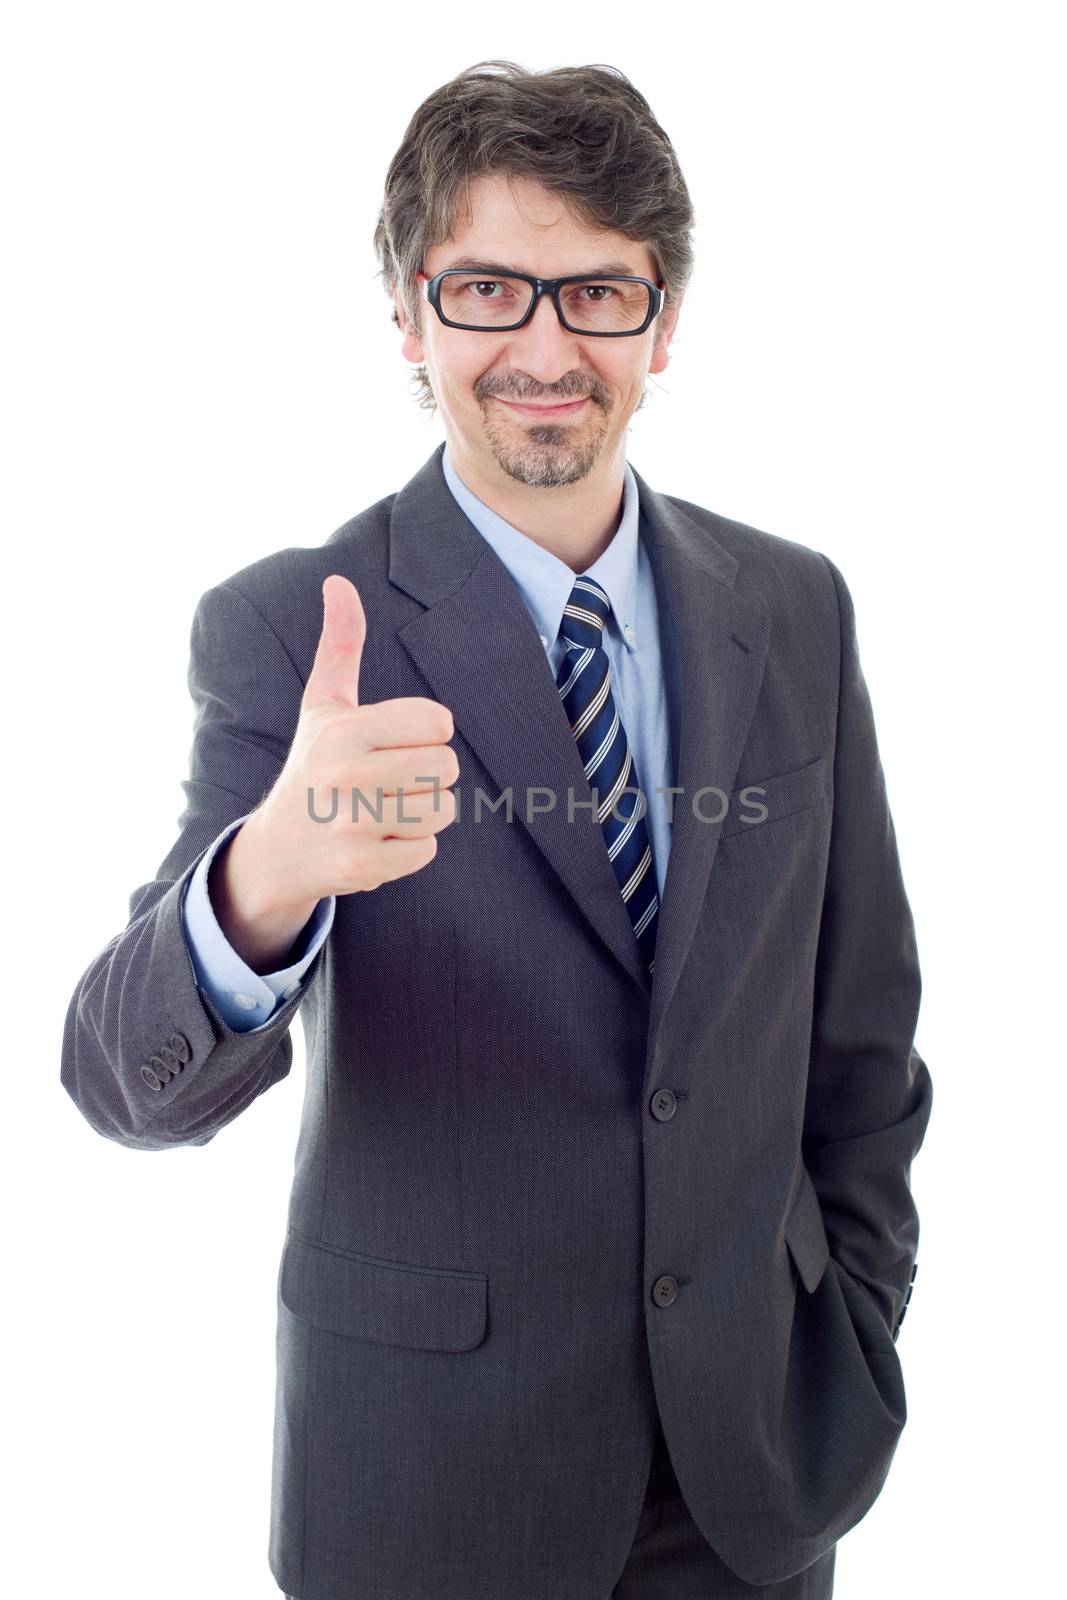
[180,440,681,1032]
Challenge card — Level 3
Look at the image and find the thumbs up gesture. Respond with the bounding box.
[211,576,458,970]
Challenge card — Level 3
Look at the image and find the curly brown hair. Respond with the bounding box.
[372,60,696,411]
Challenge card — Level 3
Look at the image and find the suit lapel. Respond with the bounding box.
[387,445,770,1047]
[631,466,770,1064]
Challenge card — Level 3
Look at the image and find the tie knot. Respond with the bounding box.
[559,574,611,652]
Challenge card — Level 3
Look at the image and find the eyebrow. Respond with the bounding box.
[441,257,641,278]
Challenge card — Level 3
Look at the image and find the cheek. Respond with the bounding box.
[446,354,508,402]
[432,329,503,377]
[601,352,648,386]
[599,366,648,408]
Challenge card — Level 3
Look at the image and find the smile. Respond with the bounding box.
[497,397,590,418]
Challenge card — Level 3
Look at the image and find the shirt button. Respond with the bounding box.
[539,634,548,647]
[233,993,258,1010]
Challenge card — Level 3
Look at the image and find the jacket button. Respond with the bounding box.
[652,1275,679,1306]
[141,1064,164,1091]
[148,1054,171,1084]
[650,1089,677,1121]
[158,1044,179,1071]
[169,1033,191,1063]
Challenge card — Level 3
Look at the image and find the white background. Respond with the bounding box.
[3,3,1063,1595]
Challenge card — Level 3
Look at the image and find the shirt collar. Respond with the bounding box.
[441,439,640,653]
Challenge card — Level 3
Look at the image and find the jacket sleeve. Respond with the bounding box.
[802,554,934,1341]
[60,581,324,1149]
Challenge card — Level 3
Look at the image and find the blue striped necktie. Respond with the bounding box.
[555,574,659,973]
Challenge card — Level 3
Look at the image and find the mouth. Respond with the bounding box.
[496,396,590,419]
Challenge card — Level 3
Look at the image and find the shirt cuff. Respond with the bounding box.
[180,814,336,1033]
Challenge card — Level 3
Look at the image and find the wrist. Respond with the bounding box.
[210,816,319,973]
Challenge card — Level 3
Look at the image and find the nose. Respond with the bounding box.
[504,289,587,385]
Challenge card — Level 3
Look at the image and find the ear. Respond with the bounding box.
[648,294,683,377]
[393,284,426,364]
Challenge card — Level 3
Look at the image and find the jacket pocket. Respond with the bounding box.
[784,1165,831,1293]
[279,1226,488,1352]
[719,754,827,839]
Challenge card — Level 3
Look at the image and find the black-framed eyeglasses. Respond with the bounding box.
[419,269,665,337]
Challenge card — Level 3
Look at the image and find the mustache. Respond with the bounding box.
[480,384,601,405]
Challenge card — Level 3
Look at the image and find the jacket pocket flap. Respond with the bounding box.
[280,1227,488,1352]
[719,755,827,839]
[784,1167,831,1294]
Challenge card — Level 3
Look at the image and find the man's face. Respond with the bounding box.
[394,174,682,490]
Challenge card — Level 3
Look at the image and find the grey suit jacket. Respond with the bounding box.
[61,441,933,1599]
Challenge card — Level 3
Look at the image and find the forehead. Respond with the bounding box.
[426,172,656,280]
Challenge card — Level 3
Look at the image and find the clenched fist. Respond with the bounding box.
[210,574,458,972]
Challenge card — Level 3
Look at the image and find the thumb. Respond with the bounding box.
[302,575,366,712]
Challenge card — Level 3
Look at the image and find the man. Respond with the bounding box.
[61,60,932,1600]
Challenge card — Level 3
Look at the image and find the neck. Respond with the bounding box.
[445,436,627,572]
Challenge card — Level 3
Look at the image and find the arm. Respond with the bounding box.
[802,554,934,1340]
[60,582,325,1148]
